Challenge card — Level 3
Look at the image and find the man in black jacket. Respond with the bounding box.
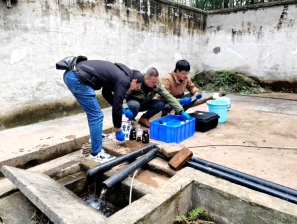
[63,60,142,163]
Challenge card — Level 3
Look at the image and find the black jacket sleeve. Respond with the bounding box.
[112,80,129,128]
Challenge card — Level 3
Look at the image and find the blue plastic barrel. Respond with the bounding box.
[207,100,229,123]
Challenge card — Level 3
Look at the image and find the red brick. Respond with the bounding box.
[168,148,193,170]
[162,144,187,158]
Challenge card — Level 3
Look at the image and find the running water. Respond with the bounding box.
[99,188,107,201]
[85,180,100,209]
[81,184,119,217]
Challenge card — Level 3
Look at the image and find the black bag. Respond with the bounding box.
[56,56,87,71]
[189,111,220,132]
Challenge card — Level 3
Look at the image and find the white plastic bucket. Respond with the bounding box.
[207,100,229,123]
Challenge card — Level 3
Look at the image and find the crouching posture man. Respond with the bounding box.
[124,67,191,128]
[161,60,203,116]
[63,59,142,163]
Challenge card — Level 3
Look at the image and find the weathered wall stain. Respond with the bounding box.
[213,47,220,54]
[231,21,264,43]
[78,0,98,10]
[1,0,297,128]
[0,95,110,130]
[277,5,289,30]
[101,0,205,32]
[2,0,17,7]
[205,1,297,91]
[0,0,206,128]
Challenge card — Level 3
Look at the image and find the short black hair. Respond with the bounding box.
[132,70,144,83]
[174,60,190,72]
[145,67,159,78]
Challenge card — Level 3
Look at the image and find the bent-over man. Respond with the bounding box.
[63,59,142,163]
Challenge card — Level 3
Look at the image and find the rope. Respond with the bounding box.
[188,144,297,151]
[129,169,139,205]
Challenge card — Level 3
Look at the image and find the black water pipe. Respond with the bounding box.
[87,143,157,182]
[186,161,297,204]
[191,157,297,198]
[102,148,158,189]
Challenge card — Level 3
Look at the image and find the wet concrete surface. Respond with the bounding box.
[232,94,297,116]
[249,92,297,101]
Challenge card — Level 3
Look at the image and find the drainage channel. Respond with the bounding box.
[0,143,171,223]
[0,135,89,178]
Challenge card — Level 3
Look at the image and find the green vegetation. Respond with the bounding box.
[193,70,296,95]
[174,207,213,223]
[174,215,188,222]
[193,70,265,95]
[281,88,295,93]
[264,86,272,92]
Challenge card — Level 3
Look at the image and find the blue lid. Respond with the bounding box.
[207,100,229,106]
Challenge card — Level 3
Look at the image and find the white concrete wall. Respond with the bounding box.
[0,0,206,119]
[1,0,297,123]
[204,4,297,82]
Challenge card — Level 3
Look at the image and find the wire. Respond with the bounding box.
[188,144,297,150]
[129,169,139,205]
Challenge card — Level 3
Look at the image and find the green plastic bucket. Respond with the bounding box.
[207,100,229,123]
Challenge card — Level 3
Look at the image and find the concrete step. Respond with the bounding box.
[0,150,83,198]
[1,166,106,224]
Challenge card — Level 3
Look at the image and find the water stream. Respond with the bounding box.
[81,181,120,217]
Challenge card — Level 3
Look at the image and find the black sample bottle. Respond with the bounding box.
[129,128,136,140]
[142,130,149,143]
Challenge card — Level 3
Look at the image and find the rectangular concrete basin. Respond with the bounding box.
[107,167,297,224]
[2,162,297,224]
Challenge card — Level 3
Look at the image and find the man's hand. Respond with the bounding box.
[122,107,134,119]
[181,111,191,120]
[179,97,191,105]
[115,129,125,141]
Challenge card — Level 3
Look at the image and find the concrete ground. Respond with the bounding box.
[173,94,297,189]
[1,93,297,190]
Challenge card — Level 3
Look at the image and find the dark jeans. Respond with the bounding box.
[127,99,165,119]
[162,93,195,115]
[63,71,103,155]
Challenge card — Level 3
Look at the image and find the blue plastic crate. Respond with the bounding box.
[149,115,195,143]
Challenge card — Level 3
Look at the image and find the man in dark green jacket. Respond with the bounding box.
[124,67,191,127]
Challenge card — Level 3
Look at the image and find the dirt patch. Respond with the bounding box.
[135,170,169,188]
